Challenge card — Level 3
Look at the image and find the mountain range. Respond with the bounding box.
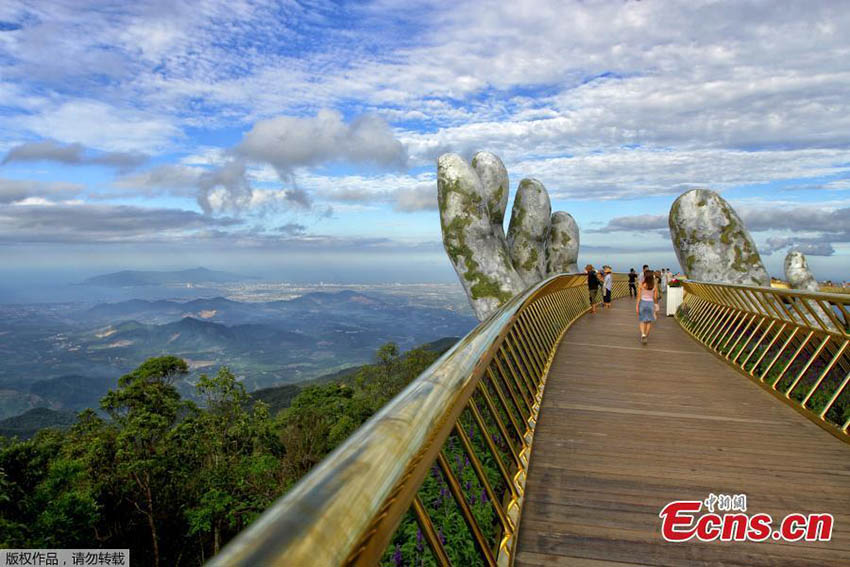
[0,290,476,421]
[82,267,250,287]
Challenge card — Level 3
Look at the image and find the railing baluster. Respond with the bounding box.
[493,354,532,419]
[703,307,736,347]
[529,301,557,349]
[412,495,452,566]
[725,314,757,360]
[467,399,517,498]
[820,370,850,421]
[695,303,727,340]
[770,330,814,389]
[802,340,849,408]
[454,422,514,534]
[759,327,800,382]
[516,314,547,371]
[503,338,538,401]
[749,323,786,376]
[512,325,544,378]
[497,347,534,413]
[484,367,526,445]
[713,309,740,351]
[475,384,522,469]
[436,452,497,566]
[785,336,830,398]
[736,318,768,366]
[719,312,751,354]
[693,298,721,334]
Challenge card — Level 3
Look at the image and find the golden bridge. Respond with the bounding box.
[209,275,850,566]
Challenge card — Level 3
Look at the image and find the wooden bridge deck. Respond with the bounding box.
[515,295,850,566]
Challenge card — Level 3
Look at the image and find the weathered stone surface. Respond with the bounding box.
[545,211,580,274]
[782,250,836,330]
[784,250,819,292]
[471,151,509,236]
[669,189,769,286]
[507,178,552,287]
[437,153,524,321]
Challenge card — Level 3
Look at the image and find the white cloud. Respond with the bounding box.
[0,177,83,204]
[3,140,146,169]
[13,100,180,153]
[2,0,850,274]
[235,109,408,174]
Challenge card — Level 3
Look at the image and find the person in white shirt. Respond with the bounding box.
[603,266,613,309]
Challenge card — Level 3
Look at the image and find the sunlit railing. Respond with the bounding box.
[208,273,630,566]
[677,281,850,442]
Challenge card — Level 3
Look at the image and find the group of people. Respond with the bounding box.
[584,264,614,315]
[585,264,676,345]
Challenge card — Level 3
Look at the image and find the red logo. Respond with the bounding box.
[659,495,833,543]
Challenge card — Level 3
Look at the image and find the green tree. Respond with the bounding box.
[100,356,190,567]
[184,367,282,559]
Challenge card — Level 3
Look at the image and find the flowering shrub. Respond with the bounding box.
[668,278,683,288]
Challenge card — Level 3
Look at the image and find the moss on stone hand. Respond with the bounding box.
[469,277,512,303]
[488,184,505,220]
[522,247,538,271]
[439,167,513,305]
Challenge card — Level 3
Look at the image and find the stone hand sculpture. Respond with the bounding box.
[438,152,579,321]
[669,189,769,286]
[784,250,819,292]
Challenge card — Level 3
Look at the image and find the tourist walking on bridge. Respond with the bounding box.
[657,269,666,295]
[628,268,638,298]
[603,266,613,309]
[637,269,658,344]
[586,264,600,314]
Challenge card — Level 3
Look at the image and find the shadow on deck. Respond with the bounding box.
[516,295,850,566]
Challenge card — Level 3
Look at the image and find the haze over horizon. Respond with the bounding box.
[1,0,849,286]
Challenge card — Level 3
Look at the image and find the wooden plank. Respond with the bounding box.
[516,296,850,566]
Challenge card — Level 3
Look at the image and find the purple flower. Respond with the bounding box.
[469,425,475,439]
[393,544,402,567]
[481,490,488,504]
[438,529,446,544]
[465,480,471,492]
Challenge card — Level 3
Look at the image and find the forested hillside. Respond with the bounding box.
[0,341,447,566]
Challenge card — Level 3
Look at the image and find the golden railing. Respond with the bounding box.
[676,281,850,442]
[208,273,630,566]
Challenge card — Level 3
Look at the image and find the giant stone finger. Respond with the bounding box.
[507,178,551,287]
[438,153,524,321]
[546,211,580,274]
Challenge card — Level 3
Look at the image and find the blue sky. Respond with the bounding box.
[1,0,849,283]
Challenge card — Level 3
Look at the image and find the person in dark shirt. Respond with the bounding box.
[628,268,638,298]
[586,264,600,314]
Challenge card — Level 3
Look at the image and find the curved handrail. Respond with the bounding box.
[209,272,630,566]
[677,280,850,442]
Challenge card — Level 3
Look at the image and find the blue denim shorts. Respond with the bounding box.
[639,300,655,322]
